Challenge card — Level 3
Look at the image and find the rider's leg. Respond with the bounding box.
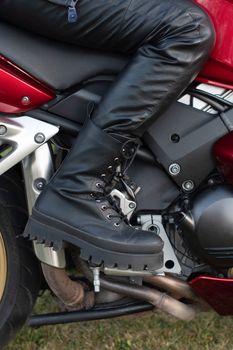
[0,0,215,270]
[93,1,215,137]
[0,0,215,139]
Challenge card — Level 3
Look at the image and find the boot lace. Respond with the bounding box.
[93,173,129,227]
[92,139,141,226]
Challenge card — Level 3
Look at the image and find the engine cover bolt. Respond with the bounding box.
[34,133,46,144]
[182,180,195,192]
[169,163,181,176]
[21,96,31,106]
[0,125,7,136]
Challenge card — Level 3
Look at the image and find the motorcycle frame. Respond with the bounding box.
[0,114,65,267]
[22,142,66,268]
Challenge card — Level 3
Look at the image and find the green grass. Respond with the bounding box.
[5,292,233,350]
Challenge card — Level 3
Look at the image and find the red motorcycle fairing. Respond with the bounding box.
[195,0,233,89]
[190,276,233,315]
[0,55,54,114]
[0,0,233,113]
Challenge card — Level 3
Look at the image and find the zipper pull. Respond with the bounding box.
[68,0,78,23]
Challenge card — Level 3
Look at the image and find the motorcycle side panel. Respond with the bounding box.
[196,0,233,89]
[145,102,228,187]
[0,56,54,114]
[190,276,233,315]
[128,151,179,211]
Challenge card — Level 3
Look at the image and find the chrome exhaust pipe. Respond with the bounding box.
[98,277,197,321]
[80,261,199,321]
[144,275,198,301]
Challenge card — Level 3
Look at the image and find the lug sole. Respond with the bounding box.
[23,213,163,271]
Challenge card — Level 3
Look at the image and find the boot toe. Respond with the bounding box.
[79,224,164,255]
[112,227,164,255]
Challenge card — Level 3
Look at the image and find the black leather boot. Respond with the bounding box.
[24,119,163,271]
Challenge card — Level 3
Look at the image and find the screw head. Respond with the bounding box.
[21,96,31,106]
[0,125,7,136]
[169,163,181,176]
[36,182,44,190]
[34,178,46,191]
[149,225,160,234]
[129,202,136,209]
[34,133,45,144]
[170,134,180,143]
[182,180,195,192]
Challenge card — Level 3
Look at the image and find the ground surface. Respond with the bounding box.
[5,291,233,350]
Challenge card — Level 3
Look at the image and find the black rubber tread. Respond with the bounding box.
[0,169,41,349]
[24,213,163,272]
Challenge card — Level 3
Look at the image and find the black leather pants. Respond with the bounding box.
[0,0,215,137]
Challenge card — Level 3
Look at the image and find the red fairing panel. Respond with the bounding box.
[0,56,54,114]
[190,276,233,315]
[195,0,233,89]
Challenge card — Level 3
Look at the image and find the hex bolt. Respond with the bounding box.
[149,225,160,234]
[0,125,7,136]
[36,181,45,191]
[169,163,181,176]
[129,202,136,209]
[182,180,195,192]
[34,133,46,144]
[34,178,46,191]
[170,134,180,143]
[21,96,31,106]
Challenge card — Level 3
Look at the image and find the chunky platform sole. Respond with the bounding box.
[23,211,163,271]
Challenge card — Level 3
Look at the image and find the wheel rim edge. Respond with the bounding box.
[0,233,7,301]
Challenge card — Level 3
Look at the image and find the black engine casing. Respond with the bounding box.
[179,184,233,268]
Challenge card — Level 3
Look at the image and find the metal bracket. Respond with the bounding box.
[141,215,181,275]
[103,214,181,277]
[110,188,136,220]
[0,116,59,175]
[11,116,67,269]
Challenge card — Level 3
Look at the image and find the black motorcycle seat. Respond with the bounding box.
[0,22,128,91]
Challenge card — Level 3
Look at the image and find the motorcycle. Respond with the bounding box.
[0,0,233,347]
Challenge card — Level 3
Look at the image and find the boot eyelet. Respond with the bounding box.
[107,214,112,220]
[107,165,113,171]
[114,222,120,227]
[101,174,106,178]
[96,199,101,203]
[114,157,119,163]
[90,193,95,198]
[101,205,107,211]
[96,182,102,188]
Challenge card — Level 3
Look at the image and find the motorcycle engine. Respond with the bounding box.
[178,184,233,268]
